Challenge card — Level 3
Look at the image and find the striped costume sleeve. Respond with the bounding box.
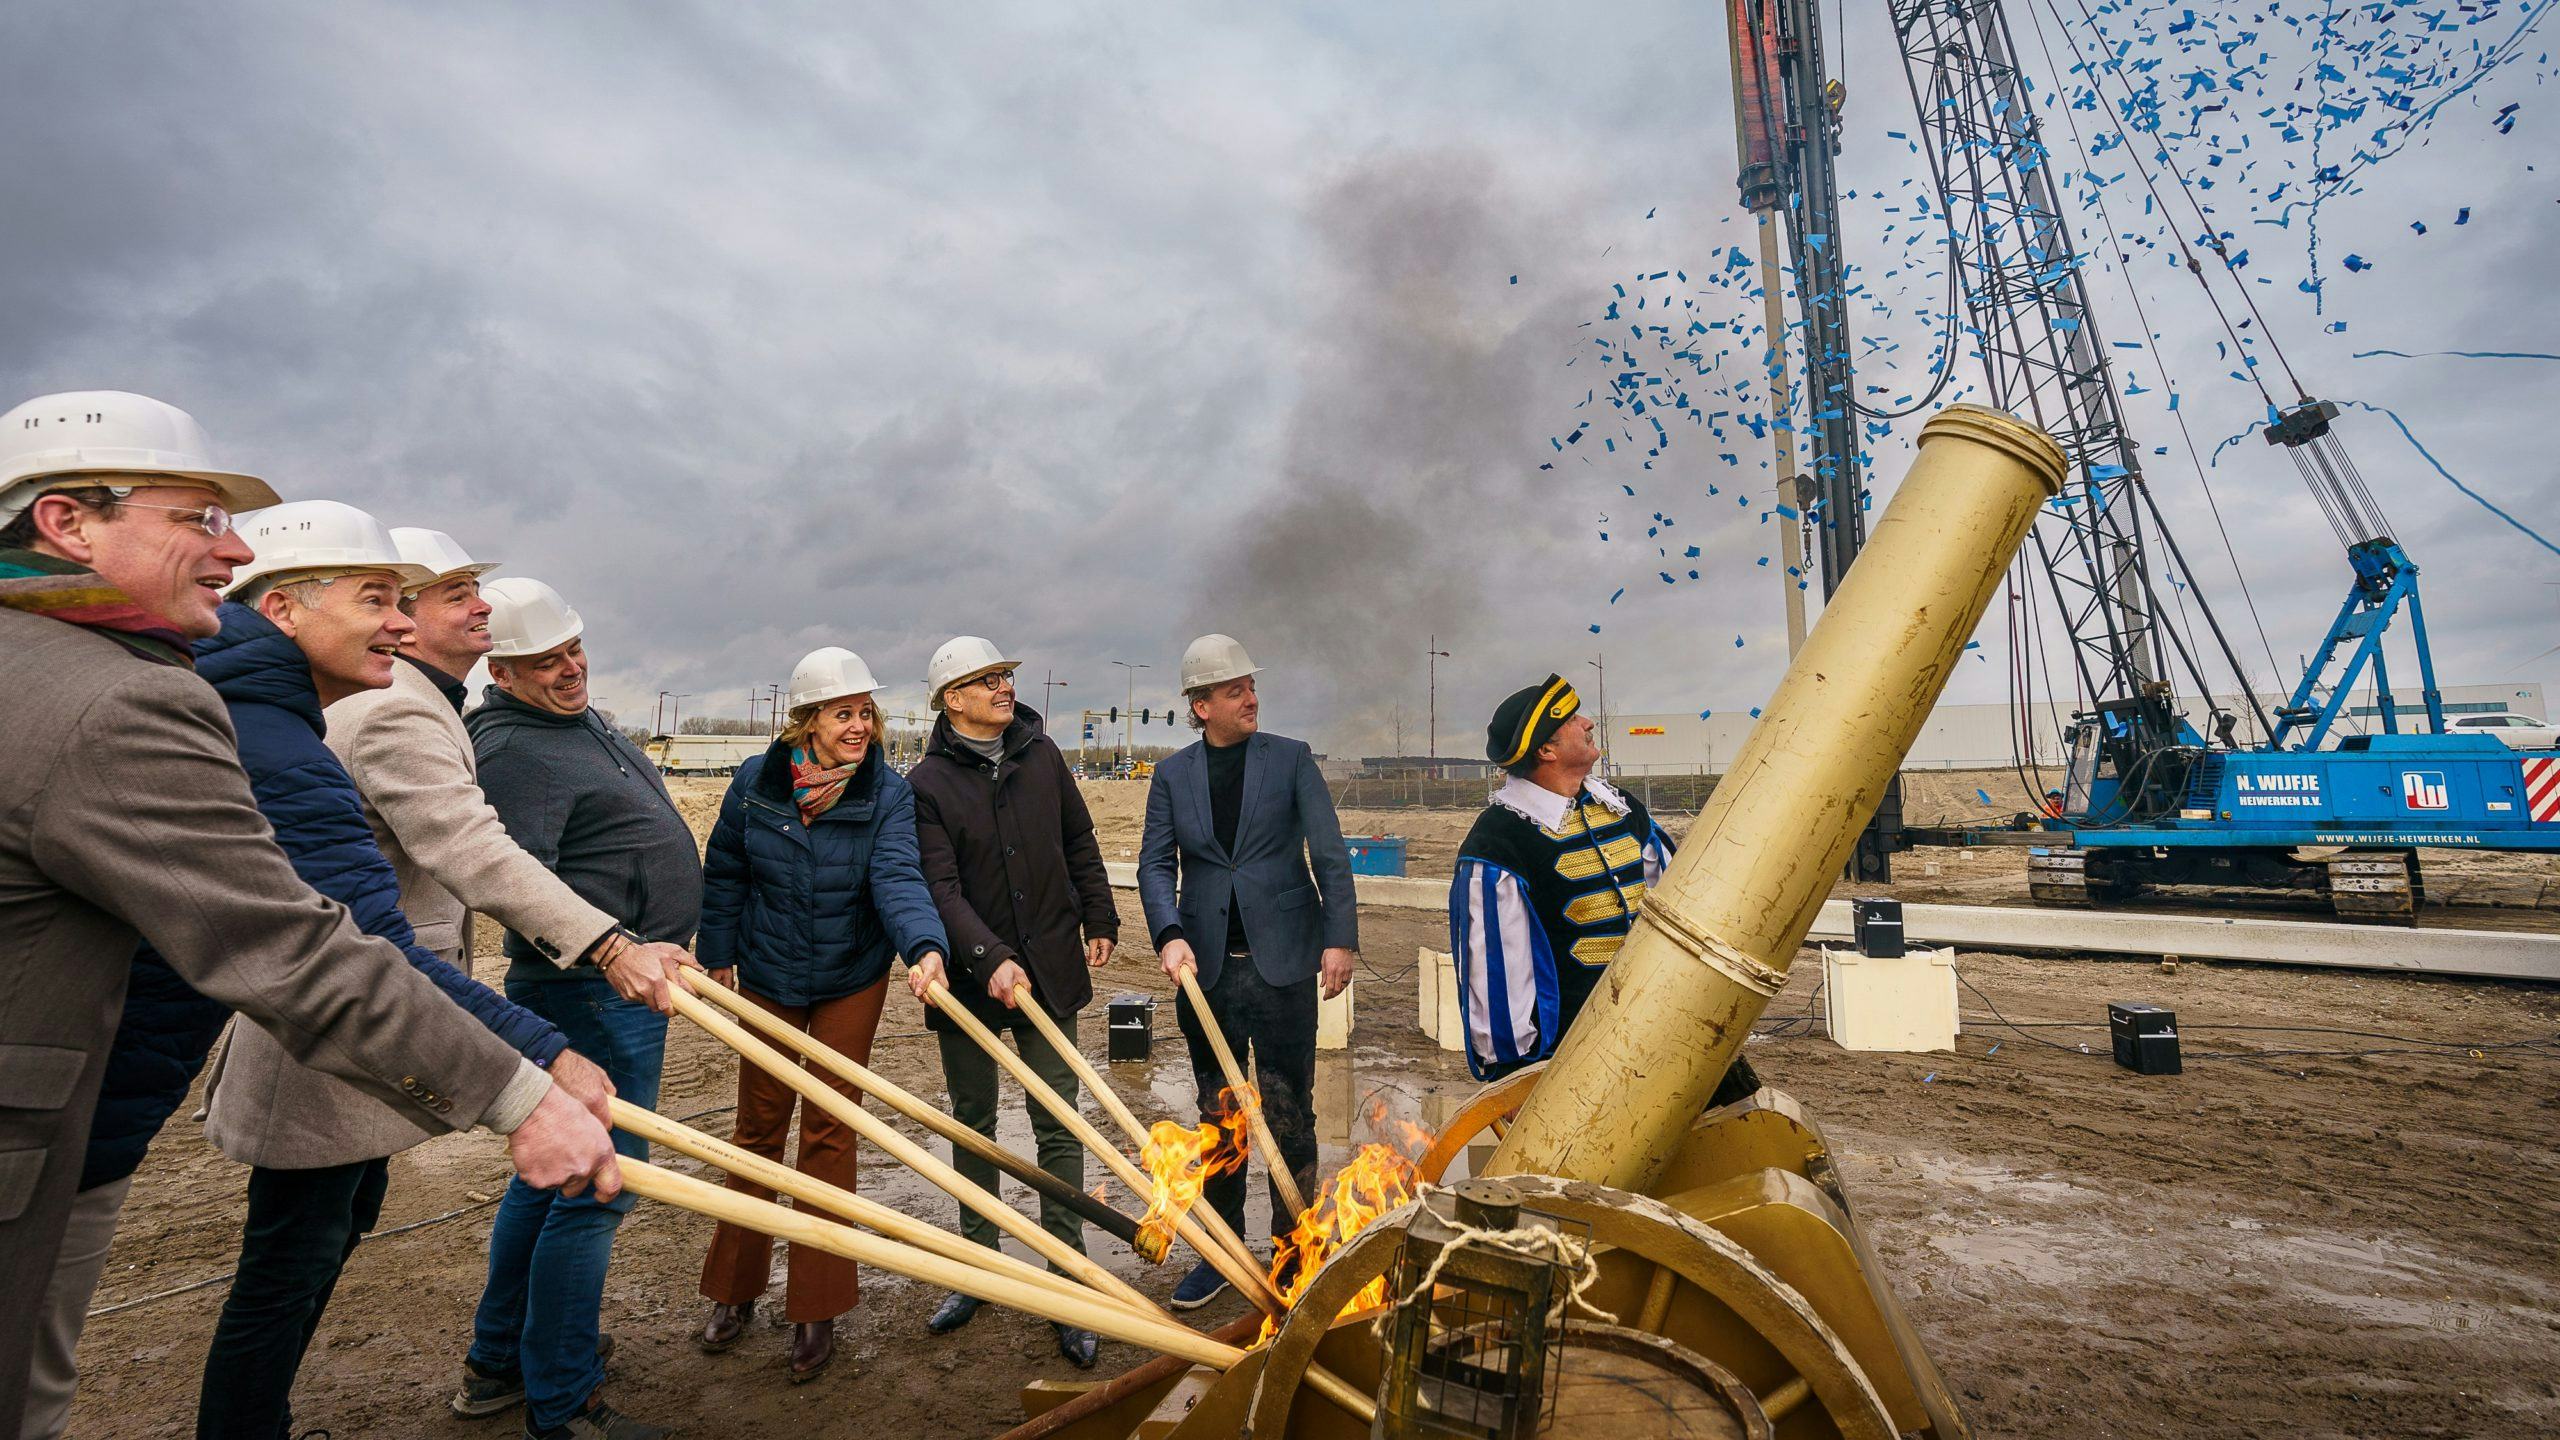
[1640,821,1674,890]
[1448,859,1560,1080]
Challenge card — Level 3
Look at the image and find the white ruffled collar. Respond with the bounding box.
[1491,773,1631,834]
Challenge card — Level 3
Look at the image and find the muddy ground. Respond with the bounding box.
[66,772,2560,1438]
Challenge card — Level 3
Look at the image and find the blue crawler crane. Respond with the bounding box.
[2022,403,2560,923]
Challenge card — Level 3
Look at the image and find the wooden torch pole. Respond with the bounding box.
[678,973,1160,1258]
[666,983,1157,1316]
[1174,967,1309,1220]
[1006,983,1266,1287]
[609,1098,1117,1316]
[922,981,1284,1314]
[618,1159,1378,1424]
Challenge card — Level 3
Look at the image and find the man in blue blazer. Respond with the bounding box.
[1138,634,1359,1308]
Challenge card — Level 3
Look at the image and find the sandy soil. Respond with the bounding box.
[65,773,2560,1438]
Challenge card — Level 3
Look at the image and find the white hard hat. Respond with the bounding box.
[926,635,1016,711]
[0,389,281,524]
[389,527,500,592]
[1180,633,1260,692]
[482,576,584,657]
[789,646,881,711]
[223,500,437,598]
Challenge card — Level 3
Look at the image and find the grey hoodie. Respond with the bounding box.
[467,686,702,984]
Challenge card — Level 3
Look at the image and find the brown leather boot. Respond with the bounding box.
[787,1320,835,1383]
[698,1301,752,1354]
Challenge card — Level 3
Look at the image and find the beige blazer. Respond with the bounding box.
[0,609,543,1416]
[205,659,615,1168]
[324,659,614,965]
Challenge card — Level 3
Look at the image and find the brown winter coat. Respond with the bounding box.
[906,706,1118,1030]
[0,607,545,1423]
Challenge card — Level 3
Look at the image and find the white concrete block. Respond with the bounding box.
[1821,945,1959,1053]
[1317,978,1353,1050]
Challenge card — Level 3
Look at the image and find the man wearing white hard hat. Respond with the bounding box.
[142,501,620,1438]
[905,637,1119,1366]
[1138,634,1359,1310]
[321,529,702,1418]
[691,647,948,1382]
[459,577,701,1440]
[0,392,617,1438]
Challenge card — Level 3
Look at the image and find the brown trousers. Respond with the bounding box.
[698,980,888,1322]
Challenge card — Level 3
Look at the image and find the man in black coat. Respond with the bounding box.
[904,636,1118,1367]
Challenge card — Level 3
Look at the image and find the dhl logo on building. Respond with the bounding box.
[1626,725,1666,736]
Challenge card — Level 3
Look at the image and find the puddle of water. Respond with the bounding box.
[1899,1153,2086,1204]
[1923,1226,2088,1287]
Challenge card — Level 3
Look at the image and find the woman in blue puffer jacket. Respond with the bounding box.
[692,647,947,1383]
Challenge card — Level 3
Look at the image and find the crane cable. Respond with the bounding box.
[2052,0,2314,404]
[2017,0,2287,699]
[2017,0,2286,411]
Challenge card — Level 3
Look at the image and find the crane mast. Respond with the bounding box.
[1729,0,1907,880]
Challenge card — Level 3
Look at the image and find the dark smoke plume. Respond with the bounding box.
[1190,148,1596,757]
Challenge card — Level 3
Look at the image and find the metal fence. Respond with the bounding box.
[1328,767,1722,816]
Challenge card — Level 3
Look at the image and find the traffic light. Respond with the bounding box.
[1108,707,1119,723]
[1139,708,1154,725]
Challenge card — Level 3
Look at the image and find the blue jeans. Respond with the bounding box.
[465,976,664,1431]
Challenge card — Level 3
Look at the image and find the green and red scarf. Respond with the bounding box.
[0,545,194,667]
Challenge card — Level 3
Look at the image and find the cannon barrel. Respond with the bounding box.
[1488,403,2066,1192]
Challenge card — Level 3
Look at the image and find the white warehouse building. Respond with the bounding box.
[1602,683,2548,774]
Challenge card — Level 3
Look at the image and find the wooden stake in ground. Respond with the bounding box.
[667,983,1155,1315]
[1175,966,1310,1221]
[921,980,1285,1314]
[678,972,1161,1259]
[1007,982,1265,1287]
[618,1159,1379,1424]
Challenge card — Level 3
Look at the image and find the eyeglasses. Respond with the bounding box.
[970,670,1016,691]
[109,499,234,537]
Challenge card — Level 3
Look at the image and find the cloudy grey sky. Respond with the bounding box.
[6,1,2552,757]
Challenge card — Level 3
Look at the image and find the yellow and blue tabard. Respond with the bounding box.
[1445,774,1671,1080]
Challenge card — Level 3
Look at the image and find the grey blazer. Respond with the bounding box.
[1137,732,1358,989]
[0,609,541,1422]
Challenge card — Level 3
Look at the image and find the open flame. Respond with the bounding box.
[1137,1097,1250,1255]
[1259,1096,1433,1341]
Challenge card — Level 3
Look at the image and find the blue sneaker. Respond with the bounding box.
[1168,1258,1231,1311]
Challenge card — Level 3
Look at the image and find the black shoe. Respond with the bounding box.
[524,1397,671,1440]
[1053,1324,1099,1369]
[1168,1258,1230,1311]
[926,1290,983,1334]
[453,1334,617,1419]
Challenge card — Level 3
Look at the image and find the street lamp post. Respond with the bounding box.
[1425,635,1452,779]
[1042,671,1070,718]
[1110,661,1149,774]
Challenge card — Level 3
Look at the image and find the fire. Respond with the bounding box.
[1259,1102,1432,1342]
[1136,1100,1249,1254]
